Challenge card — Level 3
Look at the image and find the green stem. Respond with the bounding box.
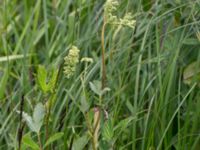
[37,132,43,150]
[101,20,107,90]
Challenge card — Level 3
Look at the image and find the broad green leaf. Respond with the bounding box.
[21,111,36,132]
[33,103,45,133]
[72,134,89,150]
[89,80,111,96]
[21,103,45,133]
[183,62,200,85]
[44,132,64,148]
[89,80,101,96]
[22,133,40,150]
[80,92,89,113]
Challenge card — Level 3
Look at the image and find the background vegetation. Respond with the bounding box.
[0,0,200,149]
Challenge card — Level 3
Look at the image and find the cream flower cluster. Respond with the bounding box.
[81,57,93,63]
[104,0,136,29]
[64,46,80,78]
[104,0,119,24]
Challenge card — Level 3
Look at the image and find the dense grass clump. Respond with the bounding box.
[0,0,200,149]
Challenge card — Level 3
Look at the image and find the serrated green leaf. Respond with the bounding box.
[22,133,40,150]
[46,69,58,92]
[44,132,64,148]
[37,65,48,93]
[37,65,58,93]
[103,119,114,141]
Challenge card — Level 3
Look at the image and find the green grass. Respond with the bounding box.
[1,0,200,149]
